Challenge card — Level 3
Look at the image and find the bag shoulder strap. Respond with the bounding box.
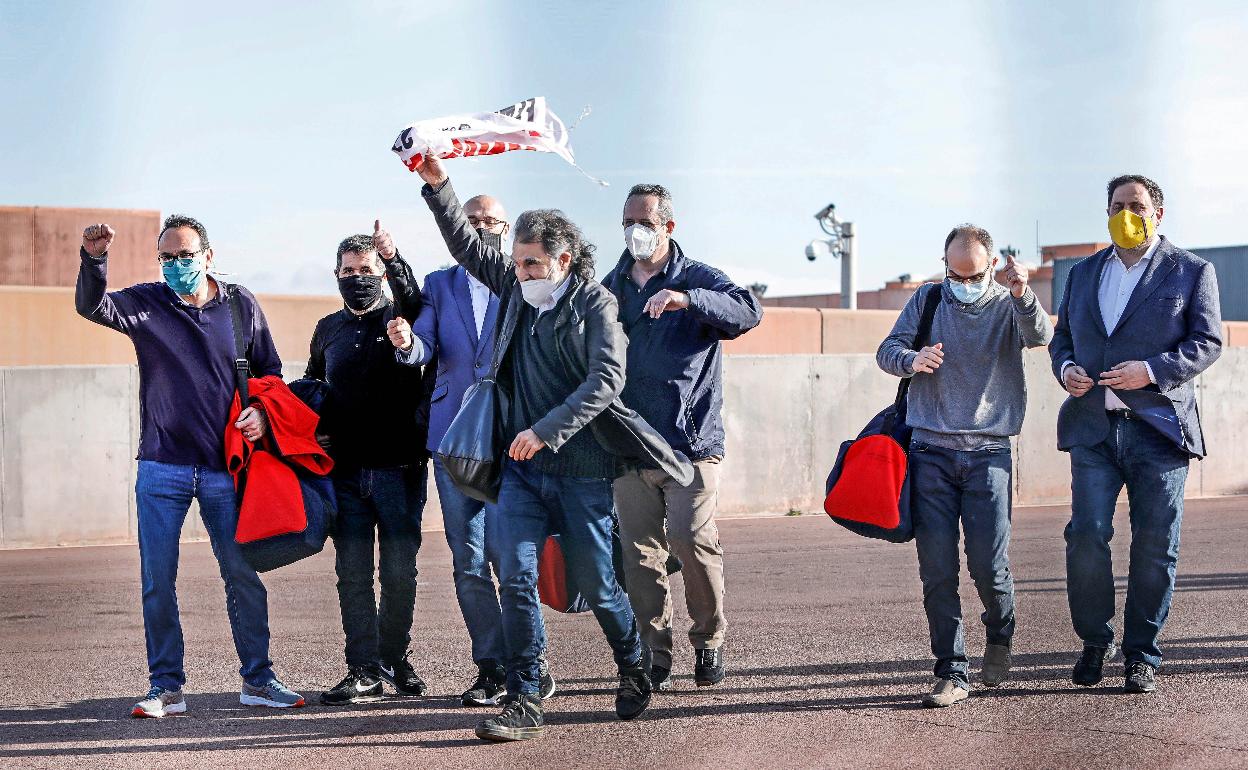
[226,286,251,406]
[892,283,943,408]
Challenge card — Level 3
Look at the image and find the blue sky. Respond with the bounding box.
[2,0,1246,298]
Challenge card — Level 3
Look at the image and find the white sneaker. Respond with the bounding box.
[132,686,186,718]
[921,678,969,708]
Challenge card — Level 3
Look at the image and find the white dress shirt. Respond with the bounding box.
[466,270,491,338]
[1062,238,1159,409]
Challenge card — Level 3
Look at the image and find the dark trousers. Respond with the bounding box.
[331,463,427,669]
[1066,412,1189,668]
[910,442,1016,687]
[489,459,642,695]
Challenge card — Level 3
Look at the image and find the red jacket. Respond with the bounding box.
[225,376,333,543]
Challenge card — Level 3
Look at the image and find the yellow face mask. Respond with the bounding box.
[1108,209,1156,250]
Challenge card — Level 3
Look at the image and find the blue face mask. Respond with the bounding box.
[162,257,206,295]
[947,269,991,304]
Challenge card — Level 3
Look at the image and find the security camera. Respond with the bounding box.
[814,203,837,222]
[806,238,831,261]
[805,243,818,261]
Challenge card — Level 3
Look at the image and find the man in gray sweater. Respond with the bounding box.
[877,224,1053,708]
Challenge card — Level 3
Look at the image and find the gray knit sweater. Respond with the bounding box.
[876,280,1053,450]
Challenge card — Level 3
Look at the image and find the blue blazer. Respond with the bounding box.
[409,266,499,453]
[1049,237,1222,457]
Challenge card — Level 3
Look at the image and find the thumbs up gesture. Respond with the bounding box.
[1003,253,1029,298]
[373,219,396,261]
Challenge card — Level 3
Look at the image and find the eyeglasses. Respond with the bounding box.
[468,216,507,229]
[945,264,993,285]
[157,248,206,265]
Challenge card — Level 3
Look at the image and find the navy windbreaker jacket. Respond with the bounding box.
[601,240,762,461]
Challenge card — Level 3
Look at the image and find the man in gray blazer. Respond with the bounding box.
[1050,174,1222,694]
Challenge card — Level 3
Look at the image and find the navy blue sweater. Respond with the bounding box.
[601,241,762,460]
[75,249,283,470]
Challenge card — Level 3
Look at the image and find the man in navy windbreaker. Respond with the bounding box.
[601,184,762,691]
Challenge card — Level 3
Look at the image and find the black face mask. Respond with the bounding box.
[477,228,503,252]
[338,274,384,312]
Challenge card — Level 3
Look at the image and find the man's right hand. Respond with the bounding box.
[911,343,943,374]
[82,224,115,257]
[387,317,413,351]
[415,154,448,187]
[1063,364,1094,397]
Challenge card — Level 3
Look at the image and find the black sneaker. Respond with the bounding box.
[651,663,673,692]
[1072,642,1118,687]
[462,660,507,707]
[1124,661,1157,693]
[538,656,557,700]
[321,667,383,705]
[616,646,653,721]
[694,647,725,687]
[475,693,545,742]
[379,652,427,697]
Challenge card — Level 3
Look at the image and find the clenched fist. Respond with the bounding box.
[911,342,944,374]
[1063,364,1093,397]
[83,224,115,257]
[387,317,412,351]
[373,219,396,261]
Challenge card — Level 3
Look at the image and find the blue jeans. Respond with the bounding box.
[1066,411,1189,668]
[331,463,426,668]
[910,442,1016,687]
[432,456,507,666]
[490,459,642,695]
[135,460,273,690]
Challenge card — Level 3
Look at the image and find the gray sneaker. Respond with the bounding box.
[921,678,969,708]
[980,643,1012,687]
[132,686,186,718]
[241,679,306,708]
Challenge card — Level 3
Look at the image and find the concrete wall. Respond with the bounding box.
[3,349,1246,548]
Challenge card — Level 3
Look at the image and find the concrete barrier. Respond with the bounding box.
[3,349,1247,548]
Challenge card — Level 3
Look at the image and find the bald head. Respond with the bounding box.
[464,195,509,235]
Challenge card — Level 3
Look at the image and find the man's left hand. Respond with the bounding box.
[1003,254,1029,299]
[1098,361,1151,390]
[644,289,690,319]
[509,429,546,461]
[373,219,396,261]
[235,406,269,442]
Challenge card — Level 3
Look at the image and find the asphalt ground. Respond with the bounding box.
[1,498,1246,769]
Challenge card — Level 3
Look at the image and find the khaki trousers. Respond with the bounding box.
[614,457,725,669]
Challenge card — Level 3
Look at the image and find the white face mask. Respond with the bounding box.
[624,223,659,260]
[520,275,560,308]
[947,268,992,304]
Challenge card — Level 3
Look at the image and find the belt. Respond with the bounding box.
[1106,409,1141,421]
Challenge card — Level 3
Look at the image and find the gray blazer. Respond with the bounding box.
[1049,236,1222,457]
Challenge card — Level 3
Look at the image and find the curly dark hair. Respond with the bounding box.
[1107,174,1164,209]
[335,234,380,271]
[159,214,210,250]
[513,209,596,280]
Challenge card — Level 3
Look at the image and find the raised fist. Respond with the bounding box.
[82,224,115,257]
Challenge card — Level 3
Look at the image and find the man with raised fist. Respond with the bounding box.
[303,222,430,705]
[75,215,305,718]
[876,224,1052,708]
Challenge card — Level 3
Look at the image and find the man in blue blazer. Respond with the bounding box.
[1050,174,1222,694]
[388,194,555,706]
